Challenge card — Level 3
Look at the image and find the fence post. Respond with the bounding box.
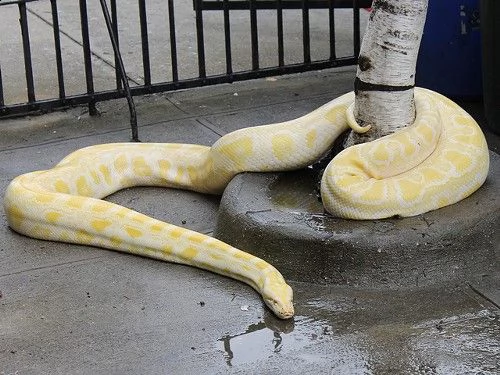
[138,0,151,88]
[79,0,98,116]
[50,0,66,100]
[0,65,4,108]
[249,0,259,70]
[194,0,207,79]
[168,0,179,82]
[18,1,35,104]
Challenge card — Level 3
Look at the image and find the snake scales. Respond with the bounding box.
[3,88,490,319]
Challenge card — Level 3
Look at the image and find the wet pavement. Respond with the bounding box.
[1,68,499,374]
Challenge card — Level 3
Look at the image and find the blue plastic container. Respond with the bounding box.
[416,0,482,98]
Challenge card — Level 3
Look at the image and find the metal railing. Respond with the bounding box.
[0,0,369,137]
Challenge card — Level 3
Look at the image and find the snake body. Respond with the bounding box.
[3,88,490,319]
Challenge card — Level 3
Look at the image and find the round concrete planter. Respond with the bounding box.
[214,152,500,288]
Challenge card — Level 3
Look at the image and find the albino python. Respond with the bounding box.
[3,88,490,319]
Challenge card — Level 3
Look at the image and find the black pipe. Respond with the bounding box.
[99,0,139,141]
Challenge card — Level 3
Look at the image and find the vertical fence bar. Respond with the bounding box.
[194,0,206,78]
[222,0,232,75]
[167,0,178,82]
[110,0,122,90]
[249,0,259,70]
[18,2,35,103]
[353,0,361,57]
[301,0,311,64]
[329,0,336,60]
[99,0,138,141]
[277,0,284,67]
[50,0,65,99]
[138,0,151,87]
[79,0,97,115]
[0,65,4,107]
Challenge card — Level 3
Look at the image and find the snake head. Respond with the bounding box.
[262,274,294,319]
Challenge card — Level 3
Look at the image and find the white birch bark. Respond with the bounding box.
[346,0,429,146]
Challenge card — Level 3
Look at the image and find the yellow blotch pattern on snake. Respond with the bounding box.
[2,89,490,319]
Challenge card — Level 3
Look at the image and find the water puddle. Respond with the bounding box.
[217,314,338,367]
[215,286,500,371]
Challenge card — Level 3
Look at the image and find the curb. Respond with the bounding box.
[214,152,500,288]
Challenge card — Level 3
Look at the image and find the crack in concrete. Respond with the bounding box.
[0,90,337,154]
[467,283,500,310]
[195,117,226,137]
[0,255,106,279]
[26,7,141,86]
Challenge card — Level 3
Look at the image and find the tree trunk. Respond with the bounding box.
[346,0,429,146]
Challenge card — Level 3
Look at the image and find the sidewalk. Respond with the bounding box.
[1,67,499,374]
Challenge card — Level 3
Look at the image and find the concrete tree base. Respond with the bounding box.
[214,152,500,289]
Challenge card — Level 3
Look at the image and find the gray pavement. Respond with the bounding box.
[1,2,499,375]
[1,67,499,375]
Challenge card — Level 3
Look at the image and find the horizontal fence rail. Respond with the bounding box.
[195,0,372,10]
[0,0,370,130]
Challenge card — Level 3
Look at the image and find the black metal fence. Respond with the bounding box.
[0,0,370,137]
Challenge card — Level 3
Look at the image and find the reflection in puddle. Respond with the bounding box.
[217,321,279,366]
[217,314,332,367]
